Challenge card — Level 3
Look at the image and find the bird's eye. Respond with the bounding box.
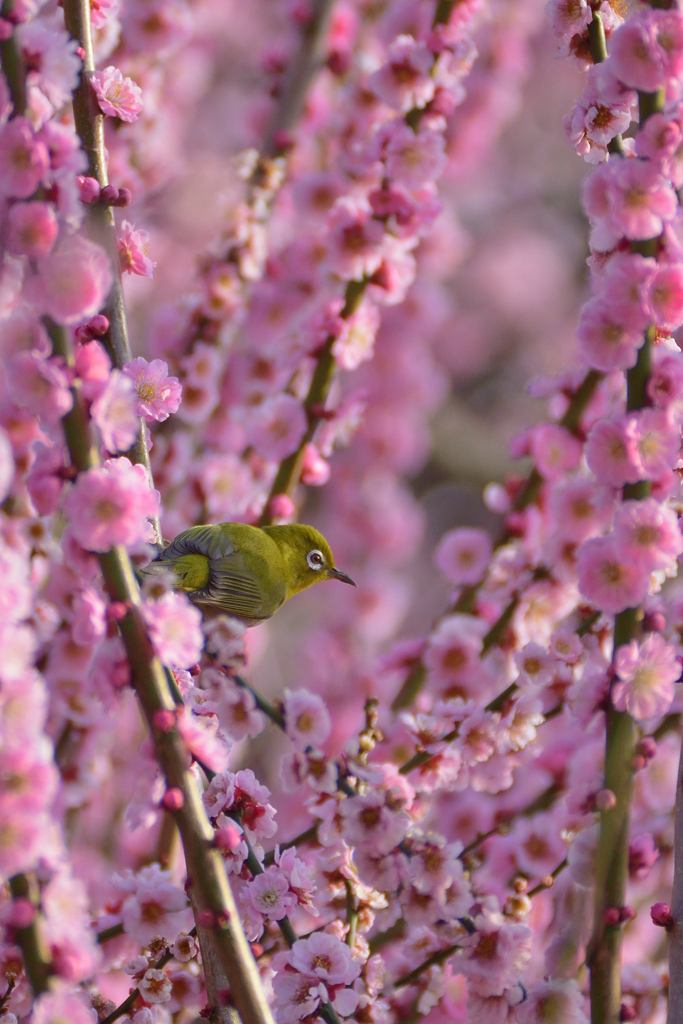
[307,549,325,570]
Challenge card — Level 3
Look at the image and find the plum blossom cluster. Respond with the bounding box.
[2,0,683,1022]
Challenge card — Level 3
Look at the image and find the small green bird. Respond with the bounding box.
[142,522,357,626]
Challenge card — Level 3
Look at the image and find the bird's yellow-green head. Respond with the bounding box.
[263,523,357,598]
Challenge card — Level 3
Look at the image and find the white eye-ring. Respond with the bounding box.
[307,549,325,570]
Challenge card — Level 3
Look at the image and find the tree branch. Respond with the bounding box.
[51,321,275,1024]
[62,0,160,542]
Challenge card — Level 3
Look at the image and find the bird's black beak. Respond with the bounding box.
[328,567,358,587]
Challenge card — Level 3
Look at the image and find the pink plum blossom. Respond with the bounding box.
[384,122,446,188]
[515,979,588,1024]
[332,300,381,370]
[246,394,307,461]
[545,0,592,40]
[141,592,204,669]
[122,357,182,421]
[287,931,360,985]
[576,535,650,615]
[246,868,296,920]
[576,297,643,372]
[609,9,683,93]
[92,66,143,121]
[63,457,160,552]
[613,498,683,573]
[27,235,113,325]
[6,201,58,258]
[91,369,139,452]
[284,689,332,750]
[326,198,385,281]
[647,264,683,332]
[118,221,156,277]
[6,351,73,423]
[613,633,680,720]
[434,527,493,585]
[32,992,95,1024]
[0,117,48,198]
[530,423,582,481]
[585,416,642,487]
[367,35,435,112]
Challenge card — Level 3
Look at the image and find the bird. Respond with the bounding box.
[141,521,357,626]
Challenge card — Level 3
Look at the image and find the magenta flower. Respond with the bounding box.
[118,221,156,277]
[577,535,650,615]
[91,369,139,452]
[0,117,49,198]
[613,633,680,720]
[92,66,143,121]
[63,457,160,552]
[122,356,182,421]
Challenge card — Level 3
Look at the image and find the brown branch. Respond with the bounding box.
[260,0,336,160]
[62,0,159,542]
[51,321,275,1024]
[8,874,52,997]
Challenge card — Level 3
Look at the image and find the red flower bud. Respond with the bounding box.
[651,902,674,928]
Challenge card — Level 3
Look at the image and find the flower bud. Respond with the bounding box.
[267,493,295,521]
[619,906,636,923]
[651,902,673,928]
[604,907,620,926]
[112,187,132,207]
[153,709,176,732]
[87,314,110,337]
[620,1005,637,1021]
[8,898,35,928]
[78,176,101,204]
[595,788,617,811]
[100,184,119,205]
[643,610,666,633]
[161,787,184,811]
[214,823,242,853]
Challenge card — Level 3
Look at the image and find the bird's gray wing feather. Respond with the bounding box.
[158,525,235,562]
[189,552,282,621]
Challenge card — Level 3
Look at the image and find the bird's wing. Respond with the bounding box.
[159,525,235,562]
[158,526,275,621]
[192,552,270,620]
